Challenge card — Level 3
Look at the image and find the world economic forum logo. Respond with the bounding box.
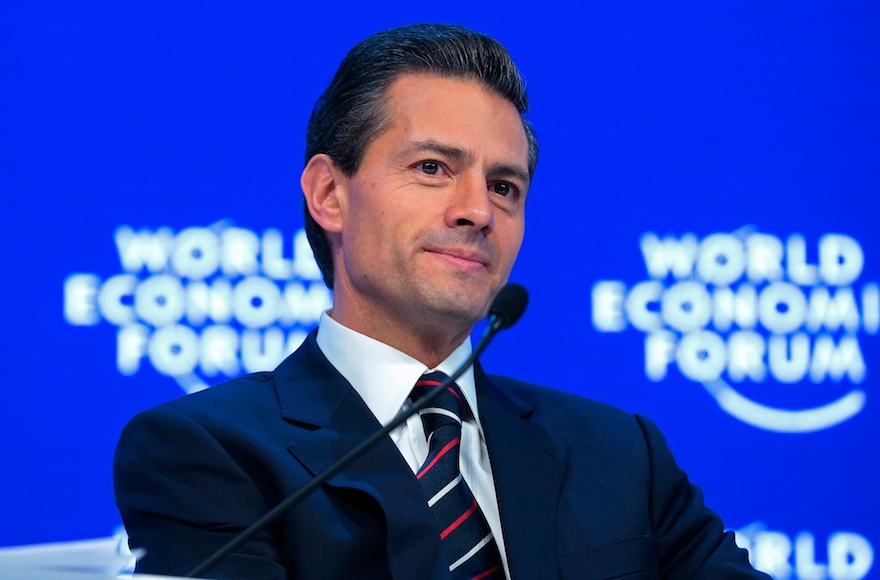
[62,221,331,393]
[591,228,877,433]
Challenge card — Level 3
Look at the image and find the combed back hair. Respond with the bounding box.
[303,23,539,288]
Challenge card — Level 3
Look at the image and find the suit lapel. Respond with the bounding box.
[274,333,445,580]
[477,365,568,580]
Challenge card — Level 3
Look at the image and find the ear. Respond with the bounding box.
[301,154,346,234]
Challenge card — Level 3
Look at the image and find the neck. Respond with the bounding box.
[327,303,473,369]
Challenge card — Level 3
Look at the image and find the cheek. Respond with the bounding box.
[500,221,525,257]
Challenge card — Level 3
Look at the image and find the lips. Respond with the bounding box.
[423,247,492,270]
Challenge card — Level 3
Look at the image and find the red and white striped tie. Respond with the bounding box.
[411,371,504,580]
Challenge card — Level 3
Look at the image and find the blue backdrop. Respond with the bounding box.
[2,2,877,579]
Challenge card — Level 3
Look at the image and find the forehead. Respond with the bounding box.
[374,73,530,169]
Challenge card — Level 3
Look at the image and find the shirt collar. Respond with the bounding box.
[315,311,479,427]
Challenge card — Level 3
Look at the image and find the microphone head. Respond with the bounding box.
[489,283,529,330]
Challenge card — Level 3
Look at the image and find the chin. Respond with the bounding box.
[420,287,492,326]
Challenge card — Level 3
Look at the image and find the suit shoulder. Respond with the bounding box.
[114,369,295,489]
[486,374,634,420]
[485,374,647,441]
[122,371,280,435]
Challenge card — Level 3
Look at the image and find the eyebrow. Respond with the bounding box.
[402,139,531,186]
[407,139,475,166]
[486,162,531,186]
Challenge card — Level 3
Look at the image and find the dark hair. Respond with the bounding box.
[303,23,539,288]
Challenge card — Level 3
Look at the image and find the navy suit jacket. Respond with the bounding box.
[114,332,767,579]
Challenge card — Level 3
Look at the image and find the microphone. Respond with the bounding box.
[184,283,529,578]
[488,282,528,331]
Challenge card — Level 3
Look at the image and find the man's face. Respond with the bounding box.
[331,73,530,339]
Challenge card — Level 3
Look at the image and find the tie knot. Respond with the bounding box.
[411,371,469,424]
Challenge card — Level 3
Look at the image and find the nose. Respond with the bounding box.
[445,174,495,234]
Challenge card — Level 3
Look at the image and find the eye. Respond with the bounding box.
[418,161,440,175]
[492,182,517,197]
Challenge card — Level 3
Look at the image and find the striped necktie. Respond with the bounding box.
[411,371,505,580]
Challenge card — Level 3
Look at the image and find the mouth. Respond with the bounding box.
[423,247,492,271]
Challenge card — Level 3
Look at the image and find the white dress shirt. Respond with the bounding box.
[316,311,511,579]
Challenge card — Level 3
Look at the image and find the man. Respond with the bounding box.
[115,24,769,579]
